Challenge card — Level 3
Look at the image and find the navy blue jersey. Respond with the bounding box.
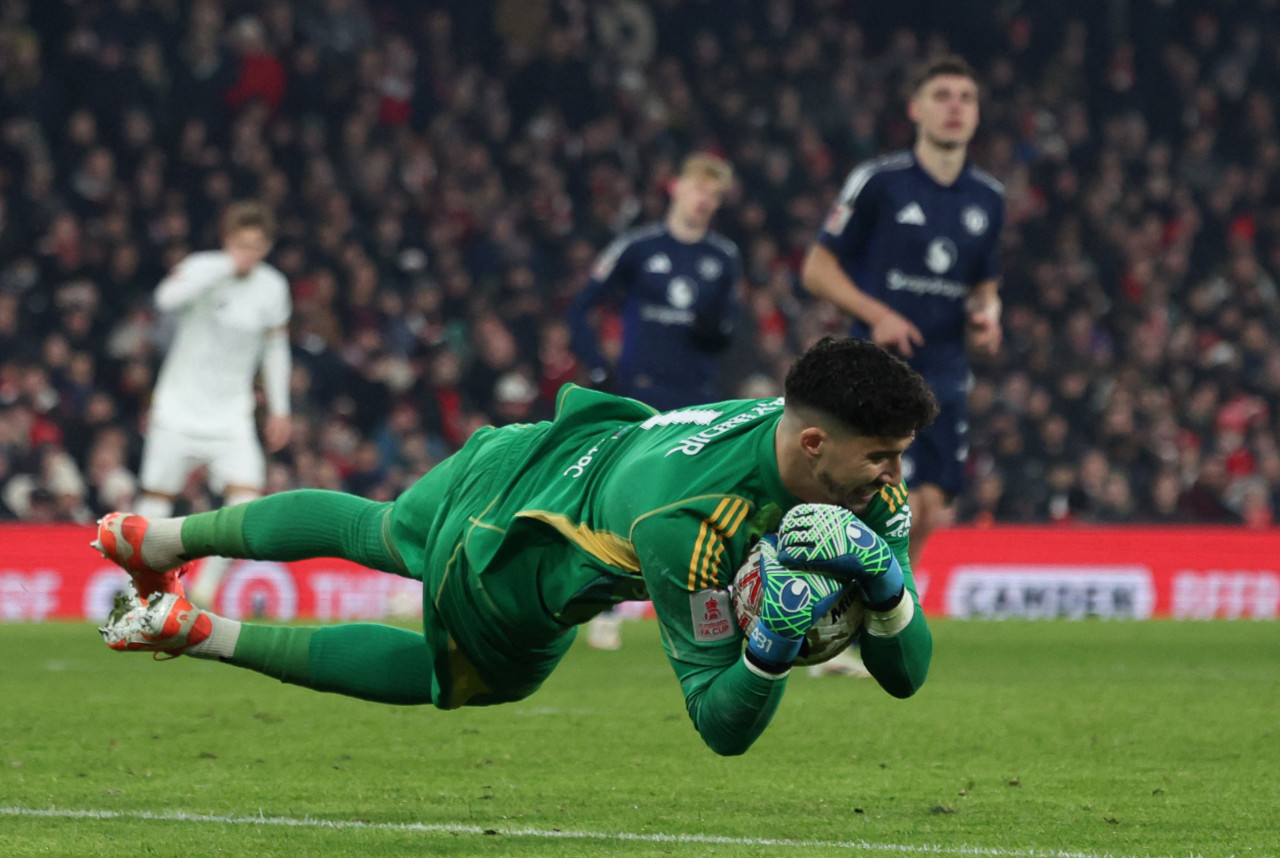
[818,151,1004,384]
[568,224,741,411]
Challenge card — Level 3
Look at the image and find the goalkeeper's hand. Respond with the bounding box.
[775,504,905,610]
[745,535,845,671]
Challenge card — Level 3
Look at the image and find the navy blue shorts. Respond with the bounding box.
[902,383,968,498]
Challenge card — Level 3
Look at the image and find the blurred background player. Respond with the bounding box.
[134,201,292,606]
[569,152,741,411]
[801,56,1004,675]
[569,152,742,649]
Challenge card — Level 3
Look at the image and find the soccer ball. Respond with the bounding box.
[730,541,864,666]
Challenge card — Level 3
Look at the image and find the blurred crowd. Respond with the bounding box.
[1,0,1278,527]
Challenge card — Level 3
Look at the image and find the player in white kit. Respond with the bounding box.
[135,202,292,605]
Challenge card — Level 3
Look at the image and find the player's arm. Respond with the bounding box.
[567,236,632,386]
[966,185,1005,357]
[800,245,896,331]
[256,275,293,452]
[850,489,932,697]
[803,173,923,357]
[633,502,791,756]
[260,325,291,451]
[154,253,234,312]
[965,277,1002,356]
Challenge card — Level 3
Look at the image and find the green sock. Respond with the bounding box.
[229,624,315,686]
[180,490,407,574]
[230,623,434,705]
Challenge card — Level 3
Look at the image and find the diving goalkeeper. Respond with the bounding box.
[95,337,937,756]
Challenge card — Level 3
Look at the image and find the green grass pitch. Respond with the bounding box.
[1,618,1276,857]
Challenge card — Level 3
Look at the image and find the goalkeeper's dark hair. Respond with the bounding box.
[784,337,939,438]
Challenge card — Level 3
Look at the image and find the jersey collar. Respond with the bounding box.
[909,149,969,191]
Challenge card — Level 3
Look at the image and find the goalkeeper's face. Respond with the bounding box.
[807,430,913,514]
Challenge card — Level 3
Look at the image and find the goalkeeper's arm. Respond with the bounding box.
[661,539,844,756]
[860,585,931,698]
[776,503,931,697]
[673,657,787,756]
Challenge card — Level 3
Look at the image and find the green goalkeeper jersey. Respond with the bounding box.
[398,384,929,750]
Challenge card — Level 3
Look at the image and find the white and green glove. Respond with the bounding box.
[776,504,905,610]
[745,535,844,671]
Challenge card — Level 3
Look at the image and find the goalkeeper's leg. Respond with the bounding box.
[96,490,410,579]
[101,589,436,705]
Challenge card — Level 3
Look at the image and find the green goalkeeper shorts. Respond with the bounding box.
[388,425,577,709]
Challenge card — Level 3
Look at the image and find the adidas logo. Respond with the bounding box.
[895,202,926,225]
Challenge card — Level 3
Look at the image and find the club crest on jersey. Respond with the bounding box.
[895,202,926,225]
[925,237,958,274]
[667,276,698,309]
[962,205,989,235]
[697,256,722,280]
[645,253,672,274]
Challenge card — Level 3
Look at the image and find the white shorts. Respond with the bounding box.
[139,423,266,495]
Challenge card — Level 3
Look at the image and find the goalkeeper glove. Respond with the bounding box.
[745,535,845,671]
[776,504,905,610]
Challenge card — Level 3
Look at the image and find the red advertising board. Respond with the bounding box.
[0,525,423,623]
[1,524,1276,622]
[914,526,1279,620]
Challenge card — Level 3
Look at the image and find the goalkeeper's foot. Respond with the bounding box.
[91,512,188,601]
[99,589,211,656]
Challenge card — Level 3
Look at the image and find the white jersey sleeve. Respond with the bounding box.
[149,254,293,437]
[155,252,237,312]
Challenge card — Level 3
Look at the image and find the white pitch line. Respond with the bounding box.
[0,806,1170,858]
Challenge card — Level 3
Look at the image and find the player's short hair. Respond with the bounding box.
[784,337,939,439]
[220,201,277,242]
[679,153,733,188]
[912,54,978,93]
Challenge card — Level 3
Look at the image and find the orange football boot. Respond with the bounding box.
[99,591,211,657]
[91,512,188,601]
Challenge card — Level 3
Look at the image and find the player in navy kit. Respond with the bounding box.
[803,55,1004,577]
[568,153,741,413]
